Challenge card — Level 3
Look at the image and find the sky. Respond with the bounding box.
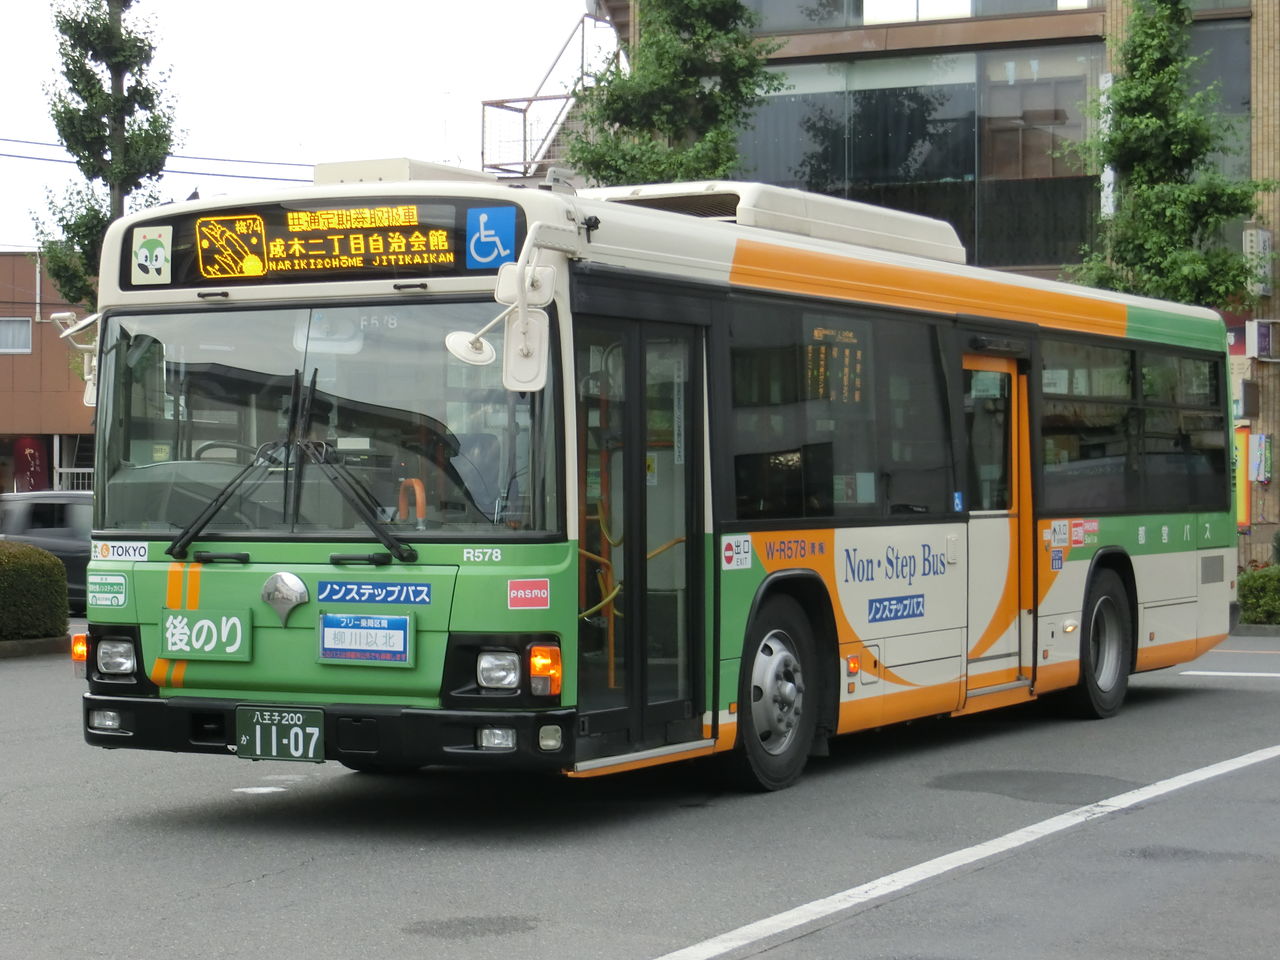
[0,0,616,251]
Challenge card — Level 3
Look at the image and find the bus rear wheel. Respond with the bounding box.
[1068,568,1132,719]
[729,595,818,791]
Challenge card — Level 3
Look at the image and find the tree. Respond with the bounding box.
[564,0,784,186]
[36,0,175,310]
[1066,0,1273,311]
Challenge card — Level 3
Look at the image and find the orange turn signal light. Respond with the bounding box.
[846,655,860,676]
[529,644,562,696]
[71,633,88,663]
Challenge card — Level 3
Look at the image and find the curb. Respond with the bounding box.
[0,634,70,659]
[1230,624,1280,637]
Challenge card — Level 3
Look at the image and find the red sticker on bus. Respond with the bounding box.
[508,579,551,609]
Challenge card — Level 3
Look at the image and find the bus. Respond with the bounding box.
[76,159,1235,790]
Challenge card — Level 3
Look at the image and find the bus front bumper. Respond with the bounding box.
[82,693,577,771]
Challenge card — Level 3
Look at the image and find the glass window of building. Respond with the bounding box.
[1190,18,1251,180]
[975,43,1102,267]
[739,42,1101,267]
[0,317,33,353]
[745,0,1098,33]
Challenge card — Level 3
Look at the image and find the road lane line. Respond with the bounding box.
[654,744,1280,960]
[1181,670,1280,678]
[1216,649,1280,655]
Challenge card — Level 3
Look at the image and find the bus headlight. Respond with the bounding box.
[96,640,136,675]
[476,652,520,689]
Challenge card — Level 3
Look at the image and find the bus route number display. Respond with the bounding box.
[124,200,524,288]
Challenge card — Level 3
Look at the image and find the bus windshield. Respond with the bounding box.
[95,300,559,538]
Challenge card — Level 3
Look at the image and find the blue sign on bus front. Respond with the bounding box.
[316,581,431,604]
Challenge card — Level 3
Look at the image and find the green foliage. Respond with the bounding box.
[1237,565,1280,625]
[564,0,784,186]
[0,542,69,642]
[34,184,110,310]
[35,0,175,309]
[1066,0,1274,311]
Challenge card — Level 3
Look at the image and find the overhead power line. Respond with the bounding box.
[0,138,312,183]
[0,151,310,182]
[0,136,313,169]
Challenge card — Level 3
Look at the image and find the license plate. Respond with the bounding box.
[234,707,324,762]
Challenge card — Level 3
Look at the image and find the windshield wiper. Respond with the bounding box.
[296,440,419,563]
[165,440,288,560]
[166,369,304,561]
[290,369,418,563]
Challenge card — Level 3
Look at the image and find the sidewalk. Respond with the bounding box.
[0,634,70,658]
[0,616,83,659]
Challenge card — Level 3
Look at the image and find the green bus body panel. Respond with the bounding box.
[1126,305,1226,353]
[89,542,579,706]
[714,550,768,713]
[1055,512,1236,564]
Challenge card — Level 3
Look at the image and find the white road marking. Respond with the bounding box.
[1215,649,1280,655]
[1181,671,1280,678]
[232,786,287,795]
[654,744,1280,960]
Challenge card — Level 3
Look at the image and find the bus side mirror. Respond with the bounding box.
[503,308,549,393]
[495,262,555,308]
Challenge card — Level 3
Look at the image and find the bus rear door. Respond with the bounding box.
[962,352,1033,701]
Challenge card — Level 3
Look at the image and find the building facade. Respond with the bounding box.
[0,252,94,492]
[724,0,1275,564]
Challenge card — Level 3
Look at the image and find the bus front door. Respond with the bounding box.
[574,318,703,761]
[962,354,1031,695]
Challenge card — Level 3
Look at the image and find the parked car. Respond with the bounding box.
[0,490,92,613]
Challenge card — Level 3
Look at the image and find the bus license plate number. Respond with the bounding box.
[234,707,324,762]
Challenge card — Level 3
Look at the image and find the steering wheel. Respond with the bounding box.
[194,441,265,463]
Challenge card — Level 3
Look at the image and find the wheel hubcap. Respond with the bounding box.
[1090,595,1122,691]
[750,630,806,756]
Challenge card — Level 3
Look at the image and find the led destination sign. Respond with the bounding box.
[123,199,524,289]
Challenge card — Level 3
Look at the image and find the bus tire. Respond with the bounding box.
[1068,568,1132,719]
[729,595,818,791]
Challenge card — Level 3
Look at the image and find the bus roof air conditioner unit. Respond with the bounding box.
[581,181,968,264]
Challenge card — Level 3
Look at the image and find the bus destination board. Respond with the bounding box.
[122,199,525,289]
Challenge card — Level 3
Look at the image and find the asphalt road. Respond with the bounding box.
[3,634,1278,960]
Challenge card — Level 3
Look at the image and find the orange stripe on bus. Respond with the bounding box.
[838,681,962,733]
[566,744,718,778]
[170,660,188,688]
[729,240,1128,337]
[1135,638,1199,672]
[150,657,171,686]
[967,517,1019,662]
[966,665,1023,691]
[1034,659,1079,694]
[1197,633,1228,657]
[1016,373,1035,611]
[186,563,202,609]
[714,723,738,752]
[953,682,1034,716]
[166,563,185,609]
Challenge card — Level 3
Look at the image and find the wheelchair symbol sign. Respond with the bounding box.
[466,206,516,269]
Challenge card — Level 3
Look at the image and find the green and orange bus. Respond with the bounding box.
[77,160,1235,789]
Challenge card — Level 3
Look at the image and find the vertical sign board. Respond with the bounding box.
[1235,426,1251,533]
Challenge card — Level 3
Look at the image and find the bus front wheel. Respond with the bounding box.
[1069,569,1132,719]
[730,595,818,791]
